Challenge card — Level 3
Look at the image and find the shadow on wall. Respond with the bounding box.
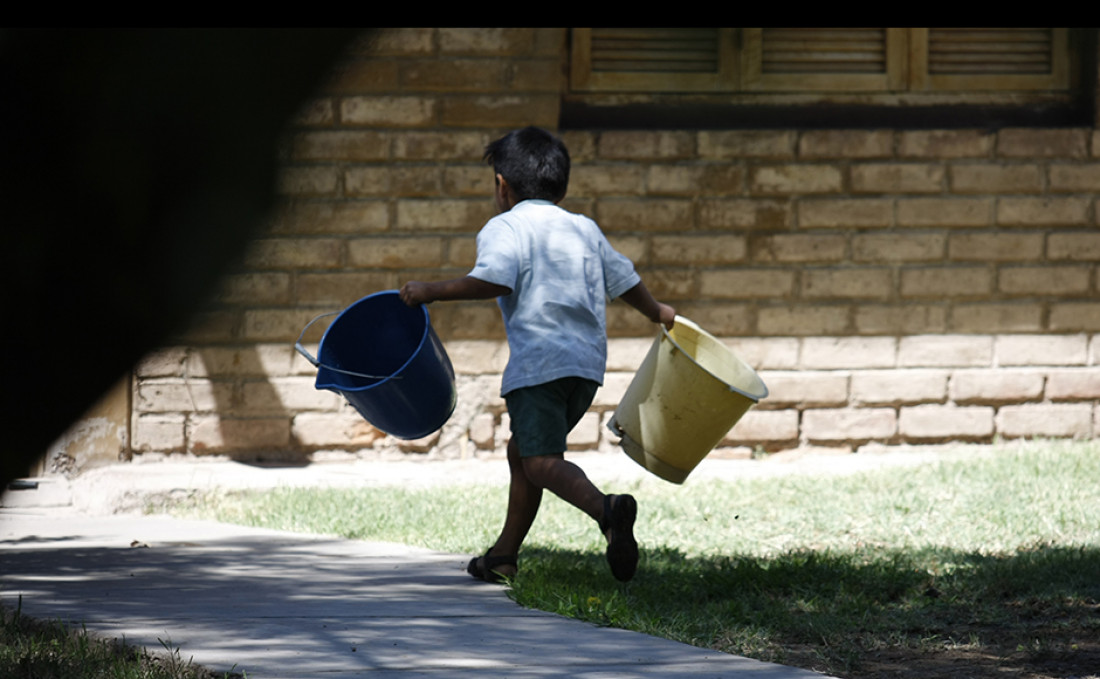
[0,28,365,488]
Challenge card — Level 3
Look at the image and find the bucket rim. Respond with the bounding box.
[316,290,431,392]
[661,315,769,401]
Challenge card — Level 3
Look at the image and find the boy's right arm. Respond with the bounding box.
[399,276,511,307]
[619,280,676,329]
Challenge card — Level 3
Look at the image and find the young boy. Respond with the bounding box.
[399,126,675,583]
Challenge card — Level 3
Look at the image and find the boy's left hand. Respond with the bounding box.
[399,281,433,306]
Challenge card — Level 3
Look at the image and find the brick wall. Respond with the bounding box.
[86,28,1100,466]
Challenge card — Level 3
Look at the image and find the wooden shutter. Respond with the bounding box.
[741,28,909,91]
[571,28,737,92]
[910,28,1071,91]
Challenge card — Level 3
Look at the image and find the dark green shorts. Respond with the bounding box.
[505,377,599,458]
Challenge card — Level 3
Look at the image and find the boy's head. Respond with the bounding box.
[483,126,570,207]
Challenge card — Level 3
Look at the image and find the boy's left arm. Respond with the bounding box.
[400,276,511,307]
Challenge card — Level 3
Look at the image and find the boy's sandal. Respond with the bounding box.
[600,494,638,582]
[466,551,518,583]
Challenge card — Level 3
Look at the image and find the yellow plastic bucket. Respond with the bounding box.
[607,316,768,484]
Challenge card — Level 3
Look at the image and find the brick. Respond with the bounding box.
[391,132,486,161]
[801,337,897,369]
[345,166,441,197]
[899,405,994,439]
[340,96,435,127]
[647,269,696,299]
[999,266,1091,296]
[700,269,795,299]
[668,303,753,337]
[996,334,1088,366]
[135,348,187,378]
[269,201,389,235]
[897,198,990,227]
[1046,368,1100,400]
[399,58,509,92]
[446,340,508,374]
[292,98,335,126]
[651,235,747,265]
[899,335,993,367]
[605,235,646,263]
[241,377,340,415]
[996,197,1090,226]
[347,237,445,268]
[136,379,229,413]
[244,238,344,270]
[757,304,851,336]
[750,234,847,263]
[566,412,601,450]
[597,199,694,232]
[292,411,383,448]
[851,369,947,405]
[727,409,799,442]
[356,28,433,56]
[757,371,849,407]
[947,233,1043,261]
[801,268,893,300]
[396,199,491,231]
[512,58,568,92]
[798,198,892,228]
[570,165,646,196]
[799,130,894,158]
[1050,303,1100,332]
[444,165,494,197]
[699,199,791,230]
[997,128,1089,158]
[132,414,186,453]
[1048,163,1100,192]
[597,131,695,160]
[1048,232,1100,261]
[852,233,945,262]
[646,164,744,196]
[855,305,948,335]
[289,131,388,162]
[189,416,291,452]
[278,166,340,197]
[749,165,843,195]
[948,303,1043,333]
[850,163,944,193]
[442,95,560,128]
[174,311,239,345]
[438,28,535,55]
[900,266,992,298]
[996,403,1093,438]
[243,309,342,343]
[295,272,395,307]
[606,338,655,372]
[594,372,634,408]
[950,369,1044,404]
[898,130,993,158]
[949,163,1042,193]
[697,130,795,159]
[322,58,399,93]
[724,337,800,370]
[215,273,291,305]
[188,345,290,379]
[802,408,896,441]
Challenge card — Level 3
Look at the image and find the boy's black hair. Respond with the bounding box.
[483,126,570,203]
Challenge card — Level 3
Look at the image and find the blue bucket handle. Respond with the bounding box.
[295,310,401,381]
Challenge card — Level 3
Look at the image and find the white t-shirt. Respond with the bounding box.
[468,200,641,395]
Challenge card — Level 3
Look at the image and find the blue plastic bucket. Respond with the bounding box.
[295,291,456,440]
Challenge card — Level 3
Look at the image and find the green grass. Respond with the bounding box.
[0,598,237,679]
[167,440,1100,678]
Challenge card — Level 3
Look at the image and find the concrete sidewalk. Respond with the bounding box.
[0,450,970,677]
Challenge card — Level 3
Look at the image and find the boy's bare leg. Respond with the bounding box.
[521,453,604,522]
[485,438,542,566]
